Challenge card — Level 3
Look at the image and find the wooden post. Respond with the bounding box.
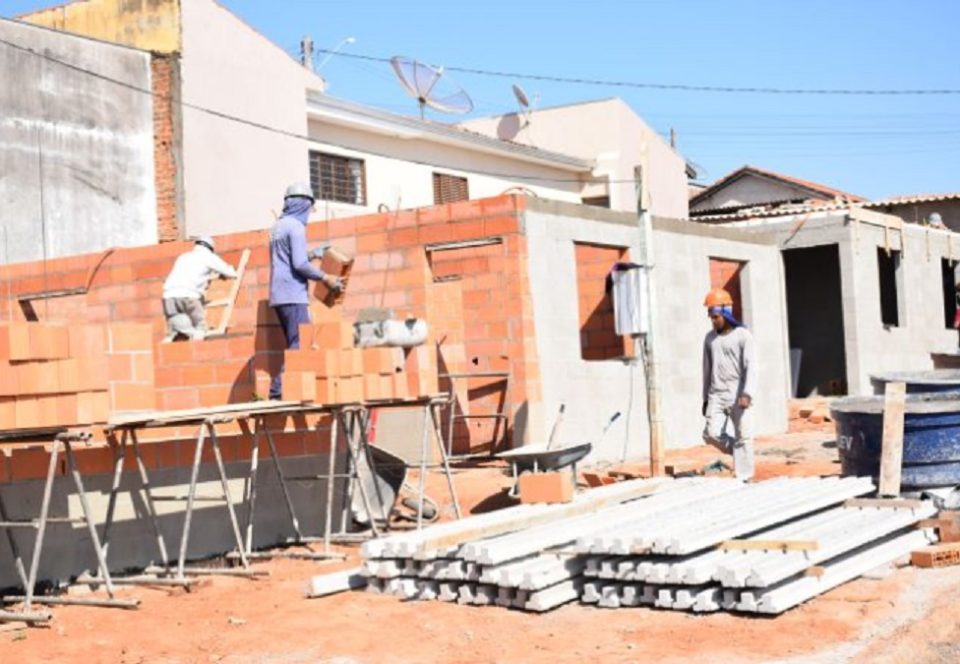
[878,381,906,497]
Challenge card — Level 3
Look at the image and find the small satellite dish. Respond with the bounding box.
[512,84,530,109]
[390,56,474,119]
[511,83,539,128]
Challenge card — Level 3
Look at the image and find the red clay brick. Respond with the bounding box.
[109,323,154,352]
[282,371,317,403]
[111,383,156,412]
[518,471,574,504]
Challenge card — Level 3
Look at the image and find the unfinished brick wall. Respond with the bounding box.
[574,242,630,361]
[0,195,543,474]
[152,53,182,242]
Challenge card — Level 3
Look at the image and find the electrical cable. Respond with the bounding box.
[316,49,960,96]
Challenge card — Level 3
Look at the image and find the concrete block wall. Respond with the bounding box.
[742,213,960,395]
[522,201,650,462]
[650,218,791,448]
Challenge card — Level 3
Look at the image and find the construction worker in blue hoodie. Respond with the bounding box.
[702,288,757,481]
[268,182,343,400]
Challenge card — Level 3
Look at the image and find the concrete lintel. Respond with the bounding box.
[524,198,639,227]
[652,216,780,246]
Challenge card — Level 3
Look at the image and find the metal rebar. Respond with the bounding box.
[3,594,140,609]
[64,441,117,597]
[264,420,303,541]
[416,403,430,530]
[208,422,249,569]
[243,418,261,556]
[0,488,29,589]
[23,439,60,612]
[177,422,207,578]
[323,409,339,554]
[131,430,171,568]
[100,430,128,559]
[430,401,462,519]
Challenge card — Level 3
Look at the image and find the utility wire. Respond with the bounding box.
[1,35,954,192]
[316,49,960,96]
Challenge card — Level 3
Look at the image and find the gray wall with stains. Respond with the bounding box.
[0,19,156,266]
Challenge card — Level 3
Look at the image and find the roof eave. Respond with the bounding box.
[306,94,592,173]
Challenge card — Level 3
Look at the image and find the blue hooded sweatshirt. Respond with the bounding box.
[268,197,326,306]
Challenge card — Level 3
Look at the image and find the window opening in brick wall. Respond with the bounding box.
[877,248,901,327]
[309,151,366,205]
[709,257,745,323]
[942,258,957,329]
[575,242,631,361]
[433,172,469,204]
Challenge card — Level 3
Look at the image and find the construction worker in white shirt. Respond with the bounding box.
[162,236,238,341]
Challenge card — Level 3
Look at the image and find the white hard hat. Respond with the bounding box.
[285,182,315,202]
[195,236,216,253]
[928,212,944,226]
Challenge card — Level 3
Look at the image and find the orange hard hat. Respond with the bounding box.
[703,288,733,307]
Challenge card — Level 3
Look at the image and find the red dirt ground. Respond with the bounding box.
[3,413,959,664]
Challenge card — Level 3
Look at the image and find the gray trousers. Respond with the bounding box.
[703,399,755,481]
[162,297,207,340]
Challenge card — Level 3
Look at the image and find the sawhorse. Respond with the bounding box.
[0,429,138,624]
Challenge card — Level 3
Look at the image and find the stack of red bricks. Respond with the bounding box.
[0,322,155,430]
[283,318,436,404]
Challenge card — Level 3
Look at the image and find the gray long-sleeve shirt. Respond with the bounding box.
[702,326,757,405]
[268,216,326,305]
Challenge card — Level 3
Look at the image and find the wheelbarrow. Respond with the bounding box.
[497,407,621,496]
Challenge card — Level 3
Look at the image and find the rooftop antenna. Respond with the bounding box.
[316,36,355,71]
[300,35,314,71]
[390,56,474,119]
[512,83,539,128]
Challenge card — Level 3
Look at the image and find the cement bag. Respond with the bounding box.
[354,318,428,348]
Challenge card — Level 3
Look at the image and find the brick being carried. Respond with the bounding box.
[313,247,354,307]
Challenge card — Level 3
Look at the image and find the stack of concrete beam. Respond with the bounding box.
[357,476,937,615]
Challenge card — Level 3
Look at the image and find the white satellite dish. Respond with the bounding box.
[511,83,539,128]
[390,56,474,119]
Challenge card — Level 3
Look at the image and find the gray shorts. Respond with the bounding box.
[163,297,207,338]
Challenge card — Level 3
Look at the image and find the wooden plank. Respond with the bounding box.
[208,249,250,336]
[718,539,819,552]
[878,381,906,497]
[845,498,925,510]
[106,400,304,428]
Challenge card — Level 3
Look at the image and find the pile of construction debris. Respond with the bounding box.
[340,476,940,615]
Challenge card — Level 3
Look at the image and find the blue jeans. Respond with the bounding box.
[269,303,311,399]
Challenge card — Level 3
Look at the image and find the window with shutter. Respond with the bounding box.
[432,173,469,204]
[309,151,366,205]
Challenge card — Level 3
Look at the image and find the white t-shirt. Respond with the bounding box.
[162,245,237,300]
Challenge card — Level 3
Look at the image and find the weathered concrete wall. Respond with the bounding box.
[523,201,649,462]
[18,0,181,53]
[463,99,690,219]
[179,0,324,236]
[0,452,342,589]
[651,218,791,447]
[0,19,158,265]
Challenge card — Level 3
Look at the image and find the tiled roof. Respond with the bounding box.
[689,165,865,209]
[865,193,960,207]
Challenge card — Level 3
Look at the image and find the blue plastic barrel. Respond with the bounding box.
[832,393,960,488]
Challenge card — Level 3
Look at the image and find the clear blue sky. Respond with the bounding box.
[6,0,960,199]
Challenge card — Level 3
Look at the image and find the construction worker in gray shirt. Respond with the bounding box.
[702,287,757,481]
[162,236,238,341]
